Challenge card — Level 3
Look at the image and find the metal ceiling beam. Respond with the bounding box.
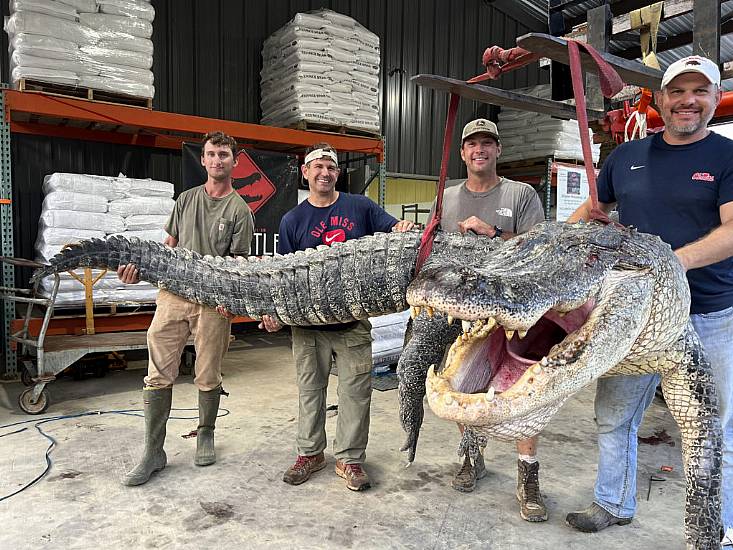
[517,32,664,88]
[617,19,733,60]
[411,75,605,119]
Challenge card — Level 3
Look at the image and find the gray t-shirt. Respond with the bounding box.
[165,185,254,257]
[430,178,545,234]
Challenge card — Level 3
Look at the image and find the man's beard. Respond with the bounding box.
[663,109,714,136]
[666,121,703,135]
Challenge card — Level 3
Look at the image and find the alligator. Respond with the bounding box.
[29,221,720,548]
[405,221,721,550]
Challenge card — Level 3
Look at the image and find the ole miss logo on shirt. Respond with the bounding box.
[692,172,715,182]
[310,216,356,245]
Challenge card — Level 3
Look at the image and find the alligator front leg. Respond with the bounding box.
[660,324,722,550]
[397,313,461,463]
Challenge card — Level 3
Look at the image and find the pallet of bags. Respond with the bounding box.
[370,310,410,367]
[260,8,381,135]
[36,172,173,307]
[496,84,601,164]
[4,0,155,102]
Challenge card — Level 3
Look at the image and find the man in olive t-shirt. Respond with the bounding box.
[428,119,547,522]
[117,131,253,486]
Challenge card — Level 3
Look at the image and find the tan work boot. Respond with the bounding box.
[517,459,548,522]
[282,452,326,485]
[452,453,487,492]
[335,459,371,491]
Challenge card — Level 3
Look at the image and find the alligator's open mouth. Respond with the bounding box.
[415,300,595,419]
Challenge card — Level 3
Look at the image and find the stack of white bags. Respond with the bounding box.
[36,172,173,306]
[260,8,381,134]
[496,84,601,164]
[4,0,155,99]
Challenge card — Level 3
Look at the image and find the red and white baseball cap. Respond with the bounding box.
[661,55,721,88]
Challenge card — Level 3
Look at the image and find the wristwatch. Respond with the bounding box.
[493,225,503,238]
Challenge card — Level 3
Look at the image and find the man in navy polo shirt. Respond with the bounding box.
[260,142,414,492]
[565,56,733,540]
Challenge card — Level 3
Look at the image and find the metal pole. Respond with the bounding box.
[0,87,17,378]
[379,135,387,208]
[586,4,612,113]
[544,156,553,220]
[693,0,721,64]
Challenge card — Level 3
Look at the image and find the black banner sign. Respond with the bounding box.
[182,144,299,255]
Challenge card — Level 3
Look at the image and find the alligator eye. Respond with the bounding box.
[585,253,599,267]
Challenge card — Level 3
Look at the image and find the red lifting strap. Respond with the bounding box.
[566,39,623,223]
[414,92,460,273]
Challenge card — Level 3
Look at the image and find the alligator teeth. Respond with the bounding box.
[462,320,471,333]
[518,330,528,339]
[532,364,543,375]
[471,319,484,334]
[485,317,496,331]
[410,306,421,319]
[540,356,549,366]
[444,394,454,405]
[426,306,434,318]
[447,315,454,326]
[505,329,515,340]
[485,386,496,401]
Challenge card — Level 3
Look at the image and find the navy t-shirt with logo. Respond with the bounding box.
[598,131,733,314]
[278,192,398,254]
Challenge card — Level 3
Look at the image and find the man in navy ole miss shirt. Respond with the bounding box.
[566,56,733,540]
[260,142,414,492]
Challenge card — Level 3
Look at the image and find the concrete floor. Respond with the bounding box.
[0,328,688,550]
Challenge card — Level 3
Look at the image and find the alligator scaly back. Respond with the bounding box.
[31,230,502,325]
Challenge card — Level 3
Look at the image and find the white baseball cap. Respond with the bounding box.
[661,55,721,89]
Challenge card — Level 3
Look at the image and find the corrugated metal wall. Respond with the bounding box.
[147,0,547,176]
[2,0,547,281]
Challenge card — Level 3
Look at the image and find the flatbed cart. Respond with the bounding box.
[0,257,163,414]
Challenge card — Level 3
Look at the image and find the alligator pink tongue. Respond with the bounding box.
[451,299,596,394]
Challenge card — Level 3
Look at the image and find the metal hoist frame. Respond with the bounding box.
[0,87,17,377]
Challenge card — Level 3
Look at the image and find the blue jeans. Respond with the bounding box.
[593,306,733,528]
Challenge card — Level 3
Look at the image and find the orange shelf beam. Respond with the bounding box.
[11,314,254,338]
[4,90,384,160]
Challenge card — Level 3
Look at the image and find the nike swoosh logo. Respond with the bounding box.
[324,234,339,244]
[630,165,645,170]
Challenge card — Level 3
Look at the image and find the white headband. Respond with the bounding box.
[304,148,338,166]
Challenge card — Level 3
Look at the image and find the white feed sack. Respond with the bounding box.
[260,8,381,134]
[36,171,172,306]
[497,84,600,164]
[4,7,156,99]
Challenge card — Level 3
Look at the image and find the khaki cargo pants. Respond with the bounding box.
[291,320,373,464]
[144,290,231,391]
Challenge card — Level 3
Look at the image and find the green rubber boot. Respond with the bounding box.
[194,386,221,467]
[122,387,172,486]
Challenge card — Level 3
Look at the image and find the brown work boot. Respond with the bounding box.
[335,459,371,491]
[282,452,326,485]
[451,453,487,492]
[517,459,548,522]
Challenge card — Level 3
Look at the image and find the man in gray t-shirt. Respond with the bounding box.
[429,119,547,522]
[117,131,253,487]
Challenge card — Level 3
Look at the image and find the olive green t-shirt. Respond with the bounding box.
[165,185,254,257]
[429,178,545,234]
